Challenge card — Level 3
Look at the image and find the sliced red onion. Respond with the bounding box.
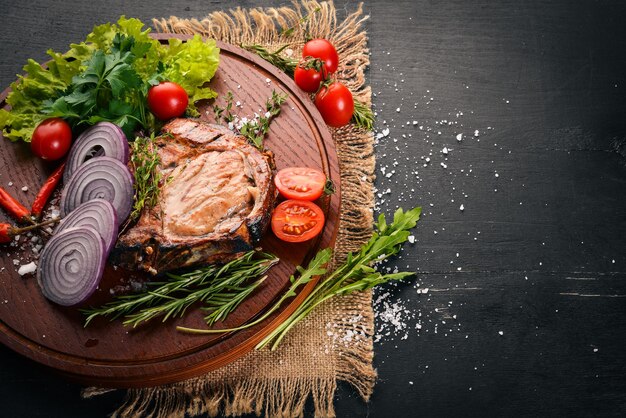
[64,122,129,184]
[60,156,134,223]
[55,199,119,254]
[37,227,106,306]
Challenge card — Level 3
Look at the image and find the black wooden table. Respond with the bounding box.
[2,1,625,416]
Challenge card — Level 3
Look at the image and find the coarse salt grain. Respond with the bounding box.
[17,262,37,276]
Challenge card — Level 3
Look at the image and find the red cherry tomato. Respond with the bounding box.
[314,82,354,128]
[302,39,339,74]
[147,81,189,120]
[294,61,326,93]
[271,200,325,243]
[31,118,72,161]
[275,167,326,201]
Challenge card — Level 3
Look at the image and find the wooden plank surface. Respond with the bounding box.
[1,0,626,416]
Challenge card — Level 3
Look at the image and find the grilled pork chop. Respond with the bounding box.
[111,118,275,274]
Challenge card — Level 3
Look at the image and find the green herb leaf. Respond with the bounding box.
[238,90,288,150]
[323,178,336,195]
[81,251,279,328]
[127,134,162,223]
[351,99,374,131]
[177,207,421,348]
[241,44,298,77]
[1,16,221,142]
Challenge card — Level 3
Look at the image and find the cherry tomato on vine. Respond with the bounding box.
[271,199,325,243]
[275,167,326,201]
[314,82,354,128]
[294,61,326,93]
[30,118,72,161]
[302,39,339,74]
[147,81,189,120]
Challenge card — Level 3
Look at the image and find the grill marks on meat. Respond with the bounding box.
[164,150,253,236]
[112,119,275,274]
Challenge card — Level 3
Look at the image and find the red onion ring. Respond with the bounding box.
[37,227,106,306]
[63,122,129,184]
[60,156,134,223]
[55,199,119,254]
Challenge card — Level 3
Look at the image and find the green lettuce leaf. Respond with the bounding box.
[161,35,220,110]
[1,16,221,142]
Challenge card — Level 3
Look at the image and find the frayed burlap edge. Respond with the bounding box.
[83,2,376,417]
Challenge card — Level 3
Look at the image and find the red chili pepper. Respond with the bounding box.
[31,162,66,219]
[0,218,60,245]
[0,186,30,222]
[0,223,11,243]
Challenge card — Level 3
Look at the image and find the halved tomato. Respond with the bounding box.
[271,200,325,243]
[275,167,326,201]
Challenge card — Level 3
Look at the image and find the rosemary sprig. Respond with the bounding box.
[239,90,288,150]
[352,100,375,131]
[202,275,267,325]
[241,44,298,77]
[129,135,163,221]
[178,248,331,335]
[178,207,422,351]
[81,251,279,328]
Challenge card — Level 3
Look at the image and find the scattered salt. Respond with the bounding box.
[17,262,37,276]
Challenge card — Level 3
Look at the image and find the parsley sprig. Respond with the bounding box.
[178,207,421,350]
[43,33,151,137]
[0,17,220,142]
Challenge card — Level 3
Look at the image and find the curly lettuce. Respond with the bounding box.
[0,16,220,142]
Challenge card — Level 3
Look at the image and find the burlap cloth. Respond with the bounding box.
[86,2,376,417]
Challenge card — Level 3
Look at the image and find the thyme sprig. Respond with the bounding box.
[81,251,279,328]
[239,90,288,150]
[129,134,163,222]
[178,207,422,351]
[213,90,288,150]
[213,91,235,123]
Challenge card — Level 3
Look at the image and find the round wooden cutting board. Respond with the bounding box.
[0,35,340,387]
